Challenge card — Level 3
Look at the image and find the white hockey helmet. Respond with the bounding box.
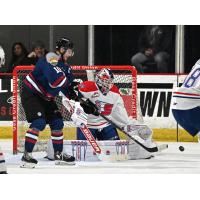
[0,46,5,68]
[95,68,114,95]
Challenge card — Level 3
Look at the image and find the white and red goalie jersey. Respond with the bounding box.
[172,59,200,110]
[78,81,132,129]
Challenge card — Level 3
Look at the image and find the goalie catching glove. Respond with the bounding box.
[123,124,153,140]
[123,123,156,148]
[80,99,99,116]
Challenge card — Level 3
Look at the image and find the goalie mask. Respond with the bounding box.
[56,37,74,56]
[95,68,114,95]
[0,46,5,68]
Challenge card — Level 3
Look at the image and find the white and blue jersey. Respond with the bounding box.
[172,59,200,110]
[172,59,200,136]
[23,52,74,100]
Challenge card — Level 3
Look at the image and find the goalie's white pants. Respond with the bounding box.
[46,139,152,161]
[0,146,7,173]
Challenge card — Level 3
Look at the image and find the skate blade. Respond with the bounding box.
[55,160,75,166]
[20,161,36,169]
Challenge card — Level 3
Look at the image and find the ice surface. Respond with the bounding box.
[2,140,200,174]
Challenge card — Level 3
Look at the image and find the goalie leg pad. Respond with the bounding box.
[128,140,152,160]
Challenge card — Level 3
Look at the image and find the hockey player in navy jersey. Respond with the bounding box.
[20,38,76,168]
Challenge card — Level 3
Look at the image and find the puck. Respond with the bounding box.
[179,146,185,152]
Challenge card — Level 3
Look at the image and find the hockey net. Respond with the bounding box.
[12,65,138,154]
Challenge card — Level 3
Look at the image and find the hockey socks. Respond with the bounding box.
[51,130,64,152]
[24,128,39,152]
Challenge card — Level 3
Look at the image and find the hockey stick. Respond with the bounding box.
[79,125,122,161]
[84,99,168,153]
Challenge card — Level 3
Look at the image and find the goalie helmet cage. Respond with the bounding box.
[12,65,138,154]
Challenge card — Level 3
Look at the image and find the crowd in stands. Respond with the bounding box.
[0,40,47,73]
[0,25,173,74]
[130,25,172,73]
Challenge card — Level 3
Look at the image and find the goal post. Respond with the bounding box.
[12,65,137,154]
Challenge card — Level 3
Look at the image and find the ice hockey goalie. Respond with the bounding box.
[46,68,157,161]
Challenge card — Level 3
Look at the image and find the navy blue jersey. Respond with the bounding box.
[23,53,74,100]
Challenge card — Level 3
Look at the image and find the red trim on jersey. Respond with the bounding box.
[27,73,55,99]
[173,92,200,96]
[78,81,98,92]
[24,79,34,89]
[110,85,120,94]
[51,75,66,87]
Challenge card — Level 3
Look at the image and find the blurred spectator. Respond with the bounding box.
[8,42,30,73]
[27,40,47,65]
[0,45,5,68]
[131,25,172,73]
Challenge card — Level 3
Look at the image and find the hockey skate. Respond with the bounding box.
[0,171,7,174]
[54,151,75,165]
[21,151,38,168]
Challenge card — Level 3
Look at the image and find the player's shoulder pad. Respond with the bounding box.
[46,52,60,66]
[110,85,120,94]
[78,81,98,92]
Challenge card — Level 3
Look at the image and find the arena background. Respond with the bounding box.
[0,25,199,142]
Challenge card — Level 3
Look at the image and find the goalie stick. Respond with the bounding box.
[84,99,168,153]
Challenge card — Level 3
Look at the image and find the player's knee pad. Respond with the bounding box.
[30,118,46,131]
[49,118,64,130]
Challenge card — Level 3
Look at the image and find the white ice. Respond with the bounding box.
[1,140,200,174]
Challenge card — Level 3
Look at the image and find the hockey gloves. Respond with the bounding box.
[80,99,99,116]
[68,81,79,101]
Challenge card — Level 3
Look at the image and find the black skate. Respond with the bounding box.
[54,151,75,165]
[0,171,7,174]
[21,151,38,168]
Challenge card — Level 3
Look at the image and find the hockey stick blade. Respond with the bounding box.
[157,144,168,151]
